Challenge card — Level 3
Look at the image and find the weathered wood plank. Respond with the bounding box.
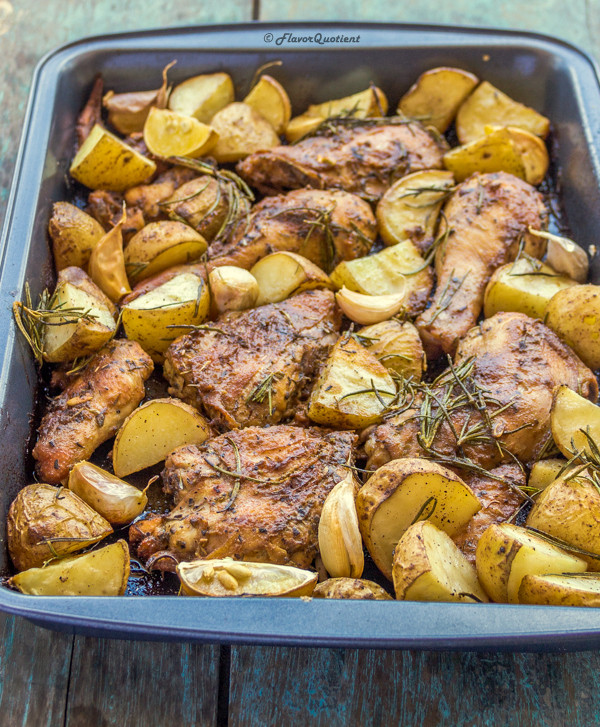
[65,637,220,727]
[259,0,600,61]
[0,0,252,225]
[229,646,600,727]
[0,613,72,727]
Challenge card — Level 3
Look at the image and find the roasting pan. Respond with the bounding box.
[1,22,600,650]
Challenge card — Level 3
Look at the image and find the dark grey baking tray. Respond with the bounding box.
[2,22,600,650]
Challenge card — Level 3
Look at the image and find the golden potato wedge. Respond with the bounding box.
[48,202,106,271]
[209,266,259,314]
[112,398,211,477]
[143,107,219,159]
[535,229,589,283]
[358,319,425,381]
[307,335,396,429]
[88,213,131,302]
[168,72,234,123]
[456,80,550,144]
[250,252,334,305]
[285,86,388,142]
[43,267,117,363]
[68,462,148,526]
[318,472,364,579]
[210,103,280,163]
[551,385,600,460]
[519,573,600,607]
[9,540,130,596]
[527,473,600,571]
[356,458,481,580]
[121,272,210,361]
[483,257,577,320]
[330,238,433,317]
[443,128,527,182]
[124,221,208,284]
[7,484,113,572]
[484,125,549,185]
[528,458,567,492]
[545,285,600,369]
[336,287,407,326]
[69,124,156,192]
[313,578,392,600]
[376,170,455,248]
[393,521,488,603]
[244,75,292,134]
[177,558,317,597]
[398,67,479,132]
[475,522,586,603]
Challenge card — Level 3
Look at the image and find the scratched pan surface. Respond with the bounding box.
[1,22,600,650]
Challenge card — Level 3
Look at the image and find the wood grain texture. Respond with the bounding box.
[0,613,71,727]
[229,646,600,727]
[65,637,220,727]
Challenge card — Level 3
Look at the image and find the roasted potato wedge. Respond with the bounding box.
[124,221,208,284]
[528,458,567,492]
[177,558,317,597]
[307,335,396,429]
[68,462,148,526]
[69,124,156,191]
[443,127,528,182]
[143,107,218,158]
[43,267,117,363]
[88,213,131,302]
[484,125,550,185]
[209,266,259,314]
[330,238,433,317]
[112,397,211,477]
[376,169,455,249]
[9,540,130,596]
[210,103,280,163]
[48,202,105,271]
[527,473,600,571]
[251,252,334,305]
[483,258,576,320]
[545,284,600,369]
[7,484,113,572]
[393,521,488,603]
[476,522,586,603]
[398,67,479,132]
[519,573,600,607]
[285,86,388,143]
[313,578,392,600]
[318,472,364,579]
[121,272,210,361]
[356,458,481,580]
[244,75,292,134]
[456,80,550,144]
[358,319,425,381]
[168,72,235,123]
[551,385,600,459]
[537,230,589,283]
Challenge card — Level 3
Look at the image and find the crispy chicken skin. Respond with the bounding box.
[417,172,548,357]
[163,289,340,430]
[33,340,153,484]
[452,464,526,565]
[364,312,598,471]
[208,188,376,272]
[129,425,356,570]
[237,121,447,202]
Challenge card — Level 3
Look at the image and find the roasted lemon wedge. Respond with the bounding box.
[143,107,218,158]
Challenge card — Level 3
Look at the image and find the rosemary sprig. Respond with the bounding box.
[246,372,283,416]
[525,526,600,561]
[410,496,437,526]
[217,437,243,512]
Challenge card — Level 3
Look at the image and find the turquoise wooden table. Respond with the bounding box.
[2,2,600,725]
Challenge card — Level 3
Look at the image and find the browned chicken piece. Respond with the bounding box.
[364,312,598,472]
[237,120,447,202]
[164,289,340,430]
[208,188,376,272]
[76,76,103,148]
[416,172,548,357]
[33,340,153,484]
[124,166,198,222]
[129,425,356,570]
[86,190,145,241]
[451,464,526,565]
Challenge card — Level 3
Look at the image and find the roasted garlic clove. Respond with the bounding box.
[529,228,589,283]
[318,472,364,579]
[209,265,259,313]
[335,286,407,325]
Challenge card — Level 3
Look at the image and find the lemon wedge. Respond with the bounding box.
[143,107,218,158]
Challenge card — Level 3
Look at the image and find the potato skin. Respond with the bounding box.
[313,578,392,600]
[7,484,112,571]
[48,202,105,271]
[545,285,600,369]
[518,574,600,607]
